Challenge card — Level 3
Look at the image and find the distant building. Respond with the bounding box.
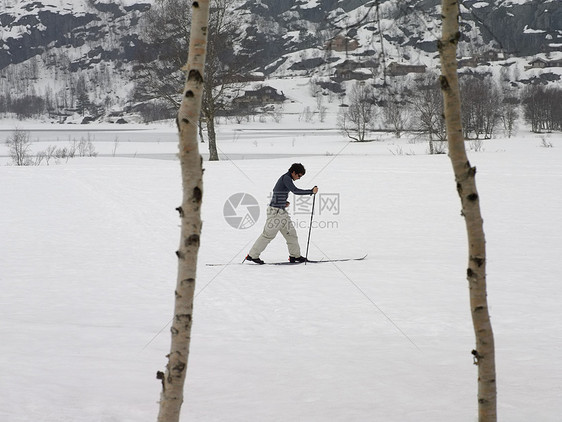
[458,51,502,68]
[387,62,426,76]
[525,57,562,69]
[229,72,266,83]
[232,86,286,110]
[528,58,549,68]
[458,57,479,68]
[333,59,377,80]
[325,35,360,52]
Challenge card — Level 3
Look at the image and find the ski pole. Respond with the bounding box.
[304,191,316,265]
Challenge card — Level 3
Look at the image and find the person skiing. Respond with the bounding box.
[246,163,318,264]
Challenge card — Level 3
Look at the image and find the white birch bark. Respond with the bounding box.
[438,1,497,421]
[156,1,210,421]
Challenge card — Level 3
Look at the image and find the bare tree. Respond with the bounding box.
[383,85,409,138]
[459,77,501,139]
[6,129,32,166]
[409,75,446,153]
[137,0,246,161]
[338,82,376,142]
[200,0,242,161]
[75,75,91,117]
[316,94,328,123]
[499,91,519,138]
[156,1,208,420]
[135,0,192,109]
[522,85,562,133]
[439,1,497,421]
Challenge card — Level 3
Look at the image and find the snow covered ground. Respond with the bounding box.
[1,119,562,421]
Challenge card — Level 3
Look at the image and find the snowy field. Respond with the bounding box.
[1,119,562,421]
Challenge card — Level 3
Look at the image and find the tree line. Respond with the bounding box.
[336,75,562,147]
[4,129,98,166]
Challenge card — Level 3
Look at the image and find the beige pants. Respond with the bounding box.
[249,206,301,258]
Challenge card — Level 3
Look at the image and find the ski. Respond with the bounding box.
[206,255,367,267]
[267,255,367,265]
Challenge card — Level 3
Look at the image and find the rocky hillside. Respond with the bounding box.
[0,0,560,121]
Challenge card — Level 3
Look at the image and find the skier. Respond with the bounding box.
[246,163,318,264]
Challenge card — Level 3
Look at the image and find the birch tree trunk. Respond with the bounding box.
[156,1,210,421]
[438,1,497,421]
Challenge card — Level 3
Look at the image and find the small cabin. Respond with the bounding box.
[387,62,427,76]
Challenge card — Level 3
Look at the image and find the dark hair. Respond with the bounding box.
[288,163,305,175]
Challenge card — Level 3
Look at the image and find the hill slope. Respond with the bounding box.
[0,0,560,121]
